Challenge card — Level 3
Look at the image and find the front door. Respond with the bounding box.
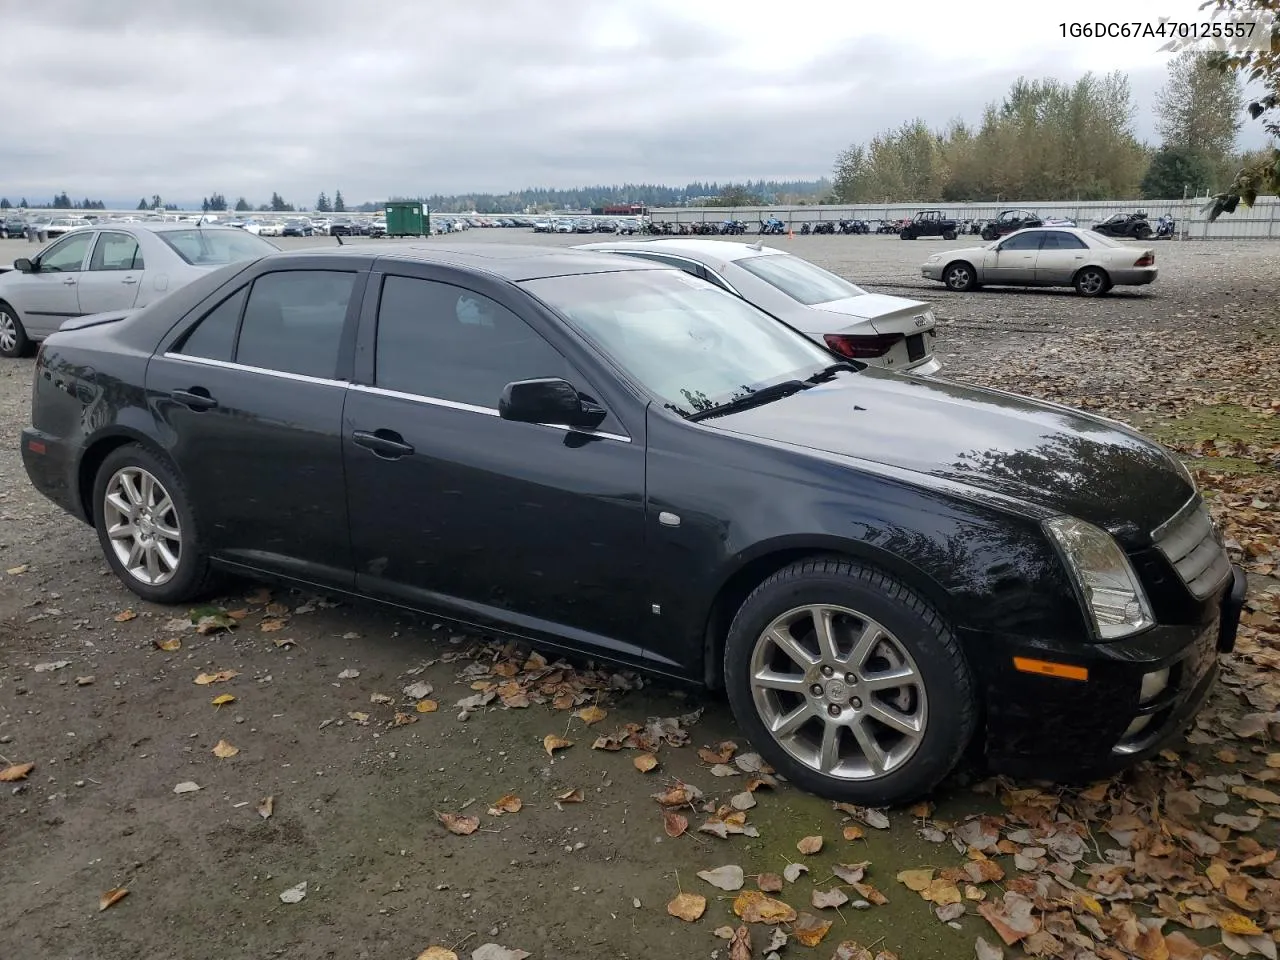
[147,266,365,587]
[342,270,649,661]
[984,231,1043,282]
[16,231,93,337]
[76,231,146,313]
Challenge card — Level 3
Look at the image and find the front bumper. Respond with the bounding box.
[921,263,943,280]
[974,564,1245,781]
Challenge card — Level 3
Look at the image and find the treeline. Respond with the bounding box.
[411,180,830,214]
[832,56,1254,203]
[0,194,108,210]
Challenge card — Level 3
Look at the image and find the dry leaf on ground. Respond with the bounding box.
[470,946,531,960]
[489,794,522,815]
[114,609,136,622]
[543,735,572,757]
[98,887,128,911]
[260,618,287,632]
[194,670,238,685]
[415,699,439,713]
[796,835,823,855]
[757,872,783,893]
[664,810,688,837]
[852,881,888,905]
[172,781,200,794]
[698,741,738,764]
[728,924,752,960]
[698,865,745,891]
[897,868,934,892]
[154,637,182,651]
[0,762,34,781]
[416,948,459,960]
[833,863,868,884]
[975,937,1004,960]
[813,887,850,909]
[211,694,236,706]
[783,863,809,883]
[833,943,875,960]
[279,881,307,904]
[843,825,865,841]
[633,753,659,773]
[257,796,274,819]
[733,890,797,924]
[436,811,480,836]
[793,912,833,947]
[212,739,239,758]
[573,705,607,725]
[555,787,584,804]
[667,892,706,921]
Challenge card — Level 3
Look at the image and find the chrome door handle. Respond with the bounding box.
[62,277,77,285]
[121,277,138,284]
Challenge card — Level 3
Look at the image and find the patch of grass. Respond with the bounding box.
[1132,403,1280,475]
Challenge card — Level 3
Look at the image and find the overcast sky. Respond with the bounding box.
[3,0,1272,206]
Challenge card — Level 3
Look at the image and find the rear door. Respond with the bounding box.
[13,231,93,337]
[1034,231,1089,285]
[342,265,650,662]
[147,259,367,587]
[76,231,146,313]
[984,231,1043,282]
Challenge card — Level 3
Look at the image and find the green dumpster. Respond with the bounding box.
[384,201,427,237]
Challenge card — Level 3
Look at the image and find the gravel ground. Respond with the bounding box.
[1,232,1277,960]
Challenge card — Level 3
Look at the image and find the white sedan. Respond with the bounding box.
[578,238,941,375]
[921,227,1157,297]
[0,222,279,357]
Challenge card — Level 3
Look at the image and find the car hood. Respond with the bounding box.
[926,246,989,263]
[708,368,1190,542]
[810,293,933,334]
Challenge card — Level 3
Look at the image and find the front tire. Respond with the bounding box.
[943,261,977,292]
[942,229,957,241]
[0,301,32,358]
[92,444,217,604]
[724,559,975,805]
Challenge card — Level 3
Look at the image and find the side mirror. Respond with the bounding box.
[13,258,33,273]
[499,378,606,429]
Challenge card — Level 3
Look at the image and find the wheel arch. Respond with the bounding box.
[700,536,954,689]
[1072,263,1111,287]
[76,428,171,522]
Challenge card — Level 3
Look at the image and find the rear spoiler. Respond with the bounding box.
[59,309,139,332]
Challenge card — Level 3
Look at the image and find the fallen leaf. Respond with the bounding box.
[734,890,797,924]
[257,796,274,819]
[415,699,439,713]
[211,694,236,706]
[833,943,875,960]
[633,753,659,773]
[936,902,966,923]
[348,711,370,725]
[98,887,128,911]
[843,825,865,841]
[793,912,833,947]
[757,873,783,893]
[813,887,850,909]
[369,693,394,705]
[470,946,530,960]
[728,924,752,960]
[852,881,888,906]
[404,681,434,700]
[783,863,809,883]
[0,762,35,781]
[975,937,1004,960]
[489,794,522,815]
[797,835,823,855]
[259,618,287,632]
[1218,913,1263,937]
[667,892,706,921]
[765,928,788,954]
[573,705,607,725]
[1207,862,1230,889]
[978,895,1040,946]
[698,865,745,891]
[416,949,459,960]
[909,801,934,818]
[730,791,756,811]
[898,868,935,892]
[1214,813,1261,832]
[279,881,307,904]
[172,781,200,794]
[194,670,238,685]
[924,878,962,906]
[272,636,297,648]
[154,638,182,652]
[212,739,239,759]
[114,609,136,622]
[698,742,738,764]
[34,660,70,672]
[714,925,736,940]
[337,668,360,679]
[1233,785,1280,804]
[543,735,572,757]
[652,782,702,806]
[6,564,29,574]
[436,811,480,836]
[391,712,417,727]
[556,787,584,804]
[194,613,237,634]
[663,810,688,837]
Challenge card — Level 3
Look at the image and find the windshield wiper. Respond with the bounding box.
[687,379,810,422]
[806,362,859,383]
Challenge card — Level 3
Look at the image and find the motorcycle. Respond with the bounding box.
[812,221,836,235]
[799,223,811,235]
[758,217,787,235]
[1156,215,1176,239]
[837,218,865,234]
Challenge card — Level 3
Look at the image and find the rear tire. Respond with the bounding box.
[723,558,976,805]
[92,444,218,604]
[942,230,957,241]
[943,261,977,292]
[1073,266,1110,297]
[0,301,32,358]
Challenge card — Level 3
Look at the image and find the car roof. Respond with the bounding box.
[576,238,786,262]
[265,242,670,281]
[89,222,248,234]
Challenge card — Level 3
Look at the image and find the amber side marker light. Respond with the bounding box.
[1012,657,1089,682]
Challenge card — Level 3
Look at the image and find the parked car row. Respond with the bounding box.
[13,234,1242,807]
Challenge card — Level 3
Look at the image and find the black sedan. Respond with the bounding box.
[19,243,1245,804]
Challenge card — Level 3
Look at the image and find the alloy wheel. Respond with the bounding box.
[0,311,17,354]
[945,265,971,290]
[1077,270,1105,295]
[748,603,928,780]
[103,466,182,586]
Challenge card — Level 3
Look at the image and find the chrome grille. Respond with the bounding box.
[1152,497,1232,599]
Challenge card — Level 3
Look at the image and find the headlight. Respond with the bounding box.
[1045,517,1153,640]
[926,255,941,262]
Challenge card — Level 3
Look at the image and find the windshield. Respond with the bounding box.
[735,253,867,305]
[159,229,279,266]
[522,268,838,418]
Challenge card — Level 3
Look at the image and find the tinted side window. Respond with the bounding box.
[235,271,355,379]
[179,287,247,362]
[90,232,145,271]
[375,276,570,407]
[1041,232,1087,250]
[1000,232,1043,252]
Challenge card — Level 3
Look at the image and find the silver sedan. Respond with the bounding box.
[578,238,941,375]
[0,223,279,356]
[920,227,1157,297]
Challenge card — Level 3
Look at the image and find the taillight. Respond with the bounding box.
[824,333,905,359]
[1134,253,1154,267]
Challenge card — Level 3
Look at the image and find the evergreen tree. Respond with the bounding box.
[234,197,251,212]
[137,198,149,210]
[315,192,331,212]
[333,190,346,212]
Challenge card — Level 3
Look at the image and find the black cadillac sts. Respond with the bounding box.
[19,243,1246,804]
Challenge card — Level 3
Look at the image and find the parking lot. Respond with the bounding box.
[2,231,1278,960]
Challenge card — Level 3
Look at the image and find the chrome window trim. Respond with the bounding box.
[349,384,631,443]
[161,351,346,388]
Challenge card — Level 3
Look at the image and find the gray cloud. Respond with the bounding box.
[1,0,1268,207]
